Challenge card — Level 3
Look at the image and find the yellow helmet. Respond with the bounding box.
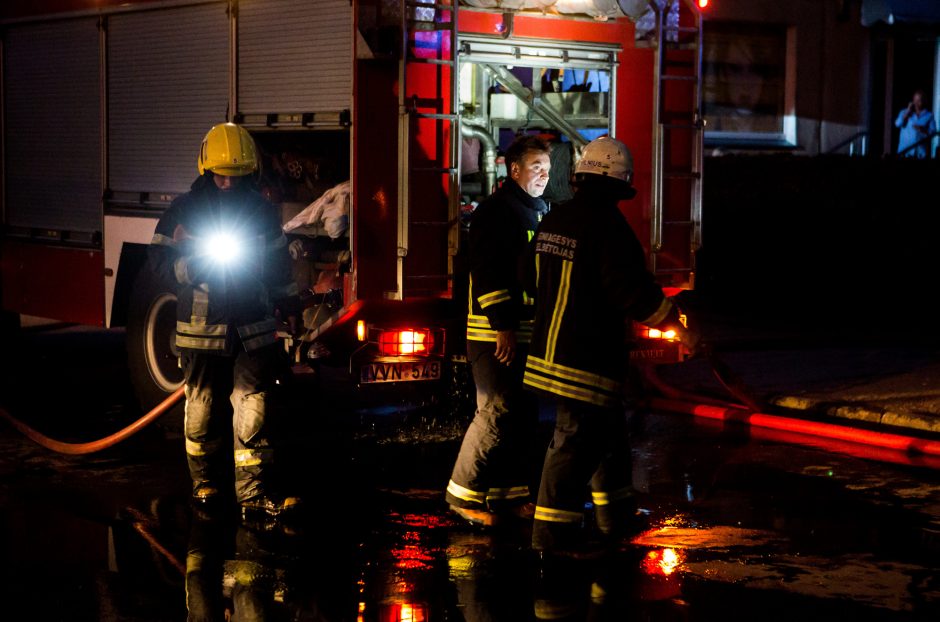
[197,123,258,176]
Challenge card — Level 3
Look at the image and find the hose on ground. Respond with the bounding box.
[0,386,185,455]
[639,361,940,460]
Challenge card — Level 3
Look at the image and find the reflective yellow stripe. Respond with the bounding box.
[177,321,227,336]
[151,233,178,247]
[486,486,529,501]
[545,260,572,363]
[468,276,474,316]
[641,297,673,327]
[185,438,220,457]
[242,331,276,351]
[177,335,226,350]
[523,370,618,407]
[526,355,620,393]
[591,487,634,506]
[234,449,272,468]
[174,256,189,284]
[478,289,511,309]
[534,505,582,523]
[447,479,486,504]
[466,328,532,344]
[192,286,209,320]
[239,318,277,339]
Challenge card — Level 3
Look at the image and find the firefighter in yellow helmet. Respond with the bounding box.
[523,136,691,557]
[149,122,302,517]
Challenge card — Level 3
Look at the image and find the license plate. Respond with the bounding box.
[360,360,442,384]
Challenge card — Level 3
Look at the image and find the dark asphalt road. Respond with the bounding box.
[0,323,938,621]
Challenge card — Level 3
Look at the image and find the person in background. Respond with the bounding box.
[445,135,551,527]
[896,89,936,158]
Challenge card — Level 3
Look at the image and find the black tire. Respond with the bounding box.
[126,263,185,431]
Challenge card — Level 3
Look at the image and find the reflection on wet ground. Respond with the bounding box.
[2,407,939,621]
[0,327,938,620]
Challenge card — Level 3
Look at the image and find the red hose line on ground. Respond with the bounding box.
[648,397,940,458]
[639,363,940,461]
[0,387,185,455]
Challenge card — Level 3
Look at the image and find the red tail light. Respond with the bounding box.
[378,329,432,356]
[381,603,428,622]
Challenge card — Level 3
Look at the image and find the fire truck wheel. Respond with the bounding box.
[126,264,184,431]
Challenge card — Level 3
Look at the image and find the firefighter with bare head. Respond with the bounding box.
[524,136,691,557]
[148,122,302,518]
[446,134,551,526]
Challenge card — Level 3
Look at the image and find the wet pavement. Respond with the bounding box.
[0,323,939,620]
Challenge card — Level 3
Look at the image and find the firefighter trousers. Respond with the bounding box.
[532,396,636,551]
[181,345,282,503]
[446,340,538,512]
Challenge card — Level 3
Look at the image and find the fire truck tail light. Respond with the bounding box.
[357,320,366,342]
[644,328,677,341]
[378,329,432,356]
[698,0,709,8]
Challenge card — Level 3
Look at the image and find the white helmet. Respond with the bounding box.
[575,136,634,185]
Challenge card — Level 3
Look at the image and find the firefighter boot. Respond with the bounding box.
[191,483,222,507]
[240,494,303,518]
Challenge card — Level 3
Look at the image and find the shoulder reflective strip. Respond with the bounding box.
[523,292,534,305]
[177,321,227,336]
[591,583,607,603]
[642,297,673,327]
[234,448,273,467]
[526,355,620,392]
[447,479,487,503]
[485,486,529,501]
[591,487,634,506]
[192,287,210,320]
[528,229,535,241]
[478,289,511,308]
[177,335,226,350]
[185,438,223,457]
[534,505,583,523]
[174,256,190,285]
[152,233,178,247]
[524,370,617,407]
[545,259,573,363]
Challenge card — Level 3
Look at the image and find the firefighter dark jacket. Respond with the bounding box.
[523,183,674,407]
[149,175,300,354]
[466,179,547,344]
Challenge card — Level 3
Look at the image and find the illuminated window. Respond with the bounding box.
[703,22,795,146]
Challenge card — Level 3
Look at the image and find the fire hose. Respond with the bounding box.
[0,387,185,455]
[641,350,940,461]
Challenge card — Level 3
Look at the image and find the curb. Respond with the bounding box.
[770,395,940,435]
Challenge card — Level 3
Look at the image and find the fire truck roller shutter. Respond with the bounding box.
[107,2,228,198]
[3,18,101,235]
[237,0,352,117]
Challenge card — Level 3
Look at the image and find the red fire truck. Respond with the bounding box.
[0,0,703,414]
